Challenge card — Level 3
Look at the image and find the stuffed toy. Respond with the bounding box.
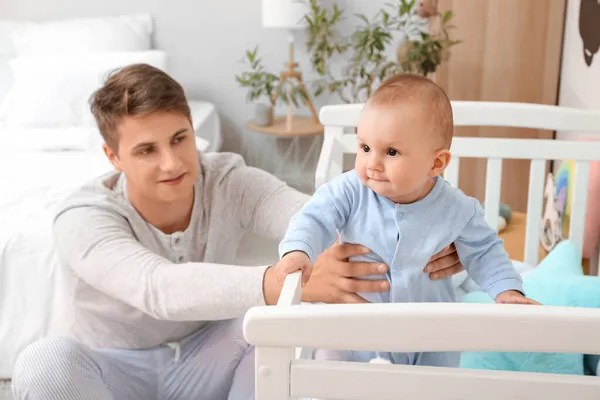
[459,240,600,375]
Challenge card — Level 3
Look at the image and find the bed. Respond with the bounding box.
[243,101,600,399]
[0,100,221,390]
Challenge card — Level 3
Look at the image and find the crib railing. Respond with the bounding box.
[243,102,600,399]
[244,271,600,399]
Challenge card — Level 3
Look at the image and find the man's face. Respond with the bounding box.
[103,111,199,204]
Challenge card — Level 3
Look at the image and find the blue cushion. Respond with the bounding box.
[459,240,600,375]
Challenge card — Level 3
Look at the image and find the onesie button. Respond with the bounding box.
[178,256,184,262]
[174,238,180,245]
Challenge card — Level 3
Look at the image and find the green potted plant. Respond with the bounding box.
[235,46,279,126]
[303,0,460,104]
[235,46,312,126]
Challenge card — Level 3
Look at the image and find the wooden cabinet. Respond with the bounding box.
[435,0,567,212]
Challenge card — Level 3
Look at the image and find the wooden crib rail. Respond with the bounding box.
[319,101,600,132]
[245,299,600,355]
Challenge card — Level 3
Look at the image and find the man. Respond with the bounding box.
[11,64,463,400]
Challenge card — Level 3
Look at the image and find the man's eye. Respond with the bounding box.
[387,149,398,156]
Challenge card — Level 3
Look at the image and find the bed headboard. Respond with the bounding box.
[244,101,600,400]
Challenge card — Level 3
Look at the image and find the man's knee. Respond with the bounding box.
[12,336,96,398]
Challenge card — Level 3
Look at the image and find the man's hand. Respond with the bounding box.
[302,243,390,304]
[495,290,541,305]
[263,242,467,306]
[424,244,464,280]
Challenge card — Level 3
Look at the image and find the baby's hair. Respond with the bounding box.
[368,73,454,149]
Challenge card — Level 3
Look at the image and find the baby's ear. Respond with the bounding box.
[429,149,451,177]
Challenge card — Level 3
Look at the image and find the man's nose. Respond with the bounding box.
[160,149,182,171]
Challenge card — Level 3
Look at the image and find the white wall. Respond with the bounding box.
[557,0,600,141]
[0,0,389,153]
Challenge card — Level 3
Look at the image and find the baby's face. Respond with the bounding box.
[355,102,441,203]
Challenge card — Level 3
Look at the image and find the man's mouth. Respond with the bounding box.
[159,173,186,185]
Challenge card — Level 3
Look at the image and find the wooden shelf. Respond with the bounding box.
[247,116,323,137]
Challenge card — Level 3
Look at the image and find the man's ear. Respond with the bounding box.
[102,143,122,172]
[429,149,451,177]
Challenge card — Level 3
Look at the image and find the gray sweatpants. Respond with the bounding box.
[11,317,254,400]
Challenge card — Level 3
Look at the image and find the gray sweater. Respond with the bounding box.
[49,151,308,350]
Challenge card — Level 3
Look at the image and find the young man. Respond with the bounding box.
[11,64,463,400]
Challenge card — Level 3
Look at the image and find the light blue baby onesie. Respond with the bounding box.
[279,170,524,367]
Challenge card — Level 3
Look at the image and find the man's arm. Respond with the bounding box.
[454,200,524,299]
[226,163,310,240]
[53,206,270,322]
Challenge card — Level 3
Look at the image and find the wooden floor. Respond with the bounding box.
[499,211,590,275]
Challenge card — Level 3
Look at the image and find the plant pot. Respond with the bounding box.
[254,103,274,126]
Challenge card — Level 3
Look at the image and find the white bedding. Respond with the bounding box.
[0,145,113,379]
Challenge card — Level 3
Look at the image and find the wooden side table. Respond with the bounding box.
[245,115,324,191]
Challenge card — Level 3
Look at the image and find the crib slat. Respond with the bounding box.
[484,158,502,230]
[524,159,546,265]
[277,271,302,306]
[315,126,344,189]
[289,359,600,400]
[444,156,460,187]
[569,161,591,257]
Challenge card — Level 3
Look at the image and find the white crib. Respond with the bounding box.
[243,101,600,399]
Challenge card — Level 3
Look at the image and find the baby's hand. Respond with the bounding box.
[275,251,313,287]
[495,290,541,305]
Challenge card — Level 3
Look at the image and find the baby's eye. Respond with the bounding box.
[387,148,398,156]
[361,144,370,153]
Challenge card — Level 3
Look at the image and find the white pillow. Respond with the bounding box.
[1,50,168,128]
[0,21,32,106]
[12,14,153,55]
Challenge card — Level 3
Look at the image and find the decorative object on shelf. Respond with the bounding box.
[304,0,460,104]
[254,102,274,127]
[480,201,512,232]
[541,172,566,252]
[236,0,318,132]
[555,159,573,233]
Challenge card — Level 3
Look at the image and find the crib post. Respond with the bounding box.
[315,126,344,188]
[255,346,295,400]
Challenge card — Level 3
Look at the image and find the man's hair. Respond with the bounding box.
[368,73,453,149]
[89,63,192,152]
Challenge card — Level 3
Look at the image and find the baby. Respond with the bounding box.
[277,73,539,368]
